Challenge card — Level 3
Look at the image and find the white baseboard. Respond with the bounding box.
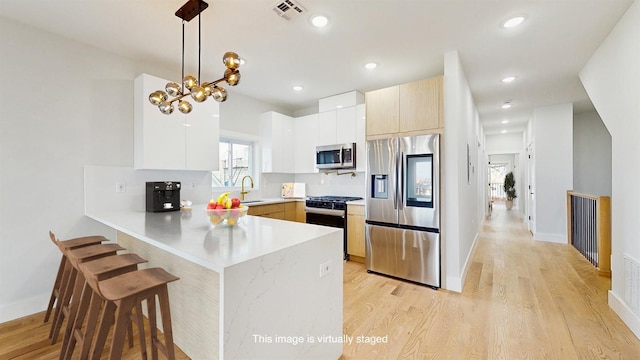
[533,232,566,244]
[609,290,640,340]
[445,233,480,293]
[0,293,49,324]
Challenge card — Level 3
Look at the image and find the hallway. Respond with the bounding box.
[341,203,640,359]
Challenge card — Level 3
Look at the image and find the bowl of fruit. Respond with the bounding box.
[205,192,248,226]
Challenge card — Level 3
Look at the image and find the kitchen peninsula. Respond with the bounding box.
[86,207,343,360]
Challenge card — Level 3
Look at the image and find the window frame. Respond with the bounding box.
[211,131,260,190]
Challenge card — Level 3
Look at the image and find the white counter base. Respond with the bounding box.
[89,210,343,360]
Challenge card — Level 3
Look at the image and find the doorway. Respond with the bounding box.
[526,142,536,234]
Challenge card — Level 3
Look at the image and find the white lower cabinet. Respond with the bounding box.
[134,73,219,170]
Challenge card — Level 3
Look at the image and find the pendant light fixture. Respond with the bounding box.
[148,0,242,115]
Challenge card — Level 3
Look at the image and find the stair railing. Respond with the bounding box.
[566,190,611,277]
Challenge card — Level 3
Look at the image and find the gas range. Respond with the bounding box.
[305,196,363,211]
[305,195,363,261]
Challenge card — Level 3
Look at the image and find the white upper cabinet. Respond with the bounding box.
[294,113,318,174]
[134,73,219,170]
[318,91,365,112]
[317,111,338,145]
[185,97,220,170]
[355,104,366,172]
[261,111,295,173]
[336,106,357,144]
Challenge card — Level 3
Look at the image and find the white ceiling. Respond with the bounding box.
[0,0,633,135]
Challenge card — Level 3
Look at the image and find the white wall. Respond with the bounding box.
[0,16,285,322]
[531,103,574,243]
[443,50,482,292]
[573,111,612,196]
[580,0,640,338]
[485,132,523,154]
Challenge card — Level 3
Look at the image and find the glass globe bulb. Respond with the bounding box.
[223,52,240,69]
[149,90,167,105]
[211,86,228,102]
[178,100,192,114]
[190,85,207,103]
[183,75,198,90]
[203,84,213,97]
[224,69,241,86]
[165,82,182,97]
[159,101,174,115]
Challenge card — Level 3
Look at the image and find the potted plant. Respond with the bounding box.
[503,171,517,210]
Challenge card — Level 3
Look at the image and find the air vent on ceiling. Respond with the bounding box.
[272,0,306,21]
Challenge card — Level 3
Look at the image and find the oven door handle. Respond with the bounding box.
[305,207,345,217]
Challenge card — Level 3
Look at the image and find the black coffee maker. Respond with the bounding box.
[146,181,181,212]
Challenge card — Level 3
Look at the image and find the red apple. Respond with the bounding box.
[207,202,216,209]
[231,198,241,208]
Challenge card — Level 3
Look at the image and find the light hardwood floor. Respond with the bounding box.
[341,203,640,359]
[2,204,640,359]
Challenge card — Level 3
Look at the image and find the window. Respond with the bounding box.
[212,138,253,187]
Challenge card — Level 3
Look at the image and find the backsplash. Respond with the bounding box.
[84,166,214,213]
[84,166,365,215]
[294,172,365,198]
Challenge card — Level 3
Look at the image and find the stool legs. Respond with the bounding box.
[44,256,67,322]
[145,288,177,360]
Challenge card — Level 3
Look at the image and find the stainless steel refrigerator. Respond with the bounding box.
[365,134,440,288]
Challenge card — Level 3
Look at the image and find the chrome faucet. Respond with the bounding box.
[240,175,254,201]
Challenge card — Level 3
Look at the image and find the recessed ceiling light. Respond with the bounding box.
[502,16,525,28]
[502,76,516,83]
[336,105,343,109]
[501,102,512,109]
[501,130,508,134]
[292,85,304,91]
[310,14,328,27]
[501,120,509,124]
[365,62,377,70]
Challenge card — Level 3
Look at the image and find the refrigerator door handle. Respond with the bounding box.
[399,151,404,210]
[393,145,399,210]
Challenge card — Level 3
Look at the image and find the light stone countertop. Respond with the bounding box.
[86,205,340,273]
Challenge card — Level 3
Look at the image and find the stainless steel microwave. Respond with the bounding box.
[316,143,356,170]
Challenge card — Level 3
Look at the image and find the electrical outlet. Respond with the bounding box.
[116,181,126,193]
[319,260,332,278]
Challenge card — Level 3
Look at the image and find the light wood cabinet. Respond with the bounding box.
[365,86,399,137]
[399,76,444,132]
[247,202,300,222]
[347,204,365,263]
[365,75,443,139]
[295,201,306,223]
[134,73,219,170]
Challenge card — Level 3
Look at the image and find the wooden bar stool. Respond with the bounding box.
[49,236,124,344]
[85,267,179,360]
[61,253,148,360]
[45,231,106,323]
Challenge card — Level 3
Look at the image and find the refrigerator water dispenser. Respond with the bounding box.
[372,175,388,199]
